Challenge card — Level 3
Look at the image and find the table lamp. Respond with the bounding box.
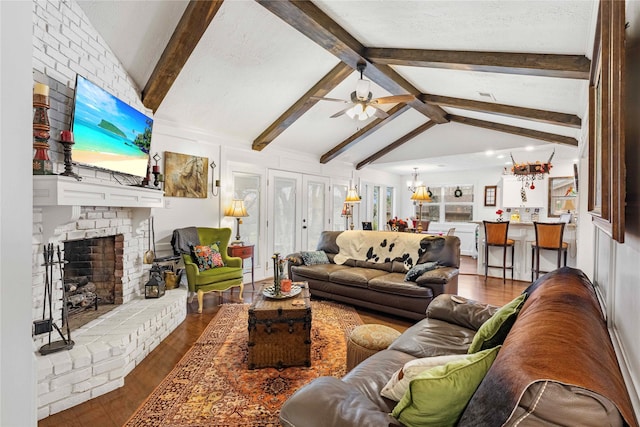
[410,185,432,233]
[562,198,576,213]
[344,188,361,230]
[340,203,351,230]
[225,199,248,245]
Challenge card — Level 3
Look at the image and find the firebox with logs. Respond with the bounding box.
[64,276,99,314]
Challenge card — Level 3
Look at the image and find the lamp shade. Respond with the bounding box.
[411,185,432,202]
[345,188,361,203]
[224,199,248,218]
[561,198,576,211]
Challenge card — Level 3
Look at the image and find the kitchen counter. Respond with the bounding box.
[475,221,577,282]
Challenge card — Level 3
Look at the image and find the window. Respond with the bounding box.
[417,185,474,222]
[372,186,380,230]
[385,187,394,224]
[418,186,441,221]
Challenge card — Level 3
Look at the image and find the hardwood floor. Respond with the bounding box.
[39,256,528,427]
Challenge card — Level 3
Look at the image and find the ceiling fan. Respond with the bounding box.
[313,61,414,121]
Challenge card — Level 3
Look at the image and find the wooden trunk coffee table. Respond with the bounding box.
[247,282,311,369]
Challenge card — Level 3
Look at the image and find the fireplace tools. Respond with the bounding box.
[38,243,74,355]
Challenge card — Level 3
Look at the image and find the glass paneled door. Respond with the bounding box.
[266,170,330,275]
[302,175,330,250]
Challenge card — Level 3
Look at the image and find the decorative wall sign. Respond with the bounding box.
[163,152,208,198]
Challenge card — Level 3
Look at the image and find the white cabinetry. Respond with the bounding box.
[428,222,478,258]
[501,175,548,208]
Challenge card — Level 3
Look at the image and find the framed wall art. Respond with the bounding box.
[164,151,208,198]
[588,0,625,243]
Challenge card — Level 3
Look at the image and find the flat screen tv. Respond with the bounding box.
[71,75,152,178]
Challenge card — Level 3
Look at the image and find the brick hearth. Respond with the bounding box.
[32,200,185,419]
[36,288,186,419]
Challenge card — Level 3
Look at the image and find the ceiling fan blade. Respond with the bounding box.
[372,105,389,119]
[371,94,415,105]
[330,105,355,118]
[310,96,350,103]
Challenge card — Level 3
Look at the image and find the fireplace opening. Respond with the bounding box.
[64,234,124,330]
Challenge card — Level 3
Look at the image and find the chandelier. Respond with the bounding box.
[407,168,423,193]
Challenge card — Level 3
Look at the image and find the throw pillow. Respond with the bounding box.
[190,243,224,272]
[381,353,469,401]
[404,261,439,282]
[391,346,500,427]
[300,250,330,265]
[467,293,527,353]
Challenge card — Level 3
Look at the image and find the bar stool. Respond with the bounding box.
[483,221,515,283]
[531,222,568,281]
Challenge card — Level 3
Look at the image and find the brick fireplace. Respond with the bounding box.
[63,235,124,329]
[33,176,187,419]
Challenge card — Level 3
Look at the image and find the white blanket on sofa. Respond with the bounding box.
[334,230,439,270]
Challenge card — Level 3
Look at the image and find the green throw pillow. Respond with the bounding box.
[300,250,329,265]
[392,346,500,427]
[467,293,527,353]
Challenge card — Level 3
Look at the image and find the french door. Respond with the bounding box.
[266,170,330,274]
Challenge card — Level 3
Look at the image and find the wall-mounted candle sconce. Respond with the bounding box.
[210,161,220,197]
[152,153,164,188]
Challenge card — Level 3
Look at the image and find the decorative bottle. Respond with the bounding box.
[272,253,281,296]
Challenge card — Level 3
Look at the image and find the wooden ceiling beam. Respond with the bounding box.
[366,48,591,79]
[320,104,411,164]
[256,0,448,124]
[448,115,578,146]
[421,94,582,129]
[356,121,437,170]
[142,1,224,112]
[252,62,353,151]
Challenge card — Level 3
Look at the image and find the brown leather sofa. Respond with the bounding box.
[287,230,461,320]
[279,267,638,427]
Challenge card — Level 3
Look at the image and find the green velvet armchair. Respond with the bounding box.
[172,227,243,313]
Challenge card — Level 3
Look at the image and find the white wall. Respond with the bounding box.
[1,2,37,426]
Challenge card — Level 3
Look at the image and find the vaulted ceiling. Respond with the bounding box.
[77,0,596,175]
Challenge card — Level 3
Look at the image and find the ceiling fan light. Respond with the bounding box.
[364,105,376,117]
[355,79,370,100]
[353,103,364,115]
[345,108,356,119]
[358,112,368,121]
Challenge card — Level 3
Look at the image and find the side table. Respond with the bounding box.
[228,244,255,290]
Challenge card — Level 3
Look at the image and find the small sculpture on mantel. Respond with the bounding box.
[33,83,53,175]
[59,130,81,180]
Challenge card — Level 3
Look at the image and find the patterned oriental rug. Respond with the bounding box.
[125,301,362,426]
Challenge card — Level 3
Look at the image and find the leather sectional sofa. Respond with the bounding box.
[279,267,637,426]
[287,230,461,320]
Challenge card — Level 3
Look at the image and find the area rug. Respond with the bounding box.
[125,301,362,426]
